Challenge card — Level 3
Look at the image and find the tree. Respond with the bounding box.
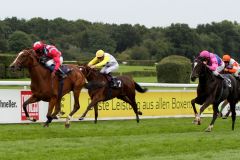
[8,31,32,52]
[128,46,150,60]
[78,30,116,54]
[110,24,142,52]
[164,23,201,59]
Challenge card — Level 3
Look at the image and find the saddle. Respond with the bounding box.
[39,56,72,78]
[222,75,232,88]
[104,74,122,88]
[59,65,72,74]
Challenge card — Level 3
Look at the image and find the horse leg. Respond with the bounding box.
[191,96,204,124]
[43,97,57,127]
[223,110,231,119]
[79,98,99,121]
[229,101,236,130]
[219,100,228,117]
[118,96,140,123]
[205,103,219,132]
[51,98,62,119]
[65,89,81,128]
[93,105,98,124]
[22,95,39,122]
[195,97,213,125]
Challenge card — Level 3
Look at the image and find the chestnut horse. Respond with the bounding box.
[190,57,238,132]
[9,49,85,127]
[78,65,148,123]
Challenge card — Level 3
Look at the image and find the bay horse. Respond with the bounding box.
[9,49,86,127]
[190,57,238,132]
[78,65,148,123]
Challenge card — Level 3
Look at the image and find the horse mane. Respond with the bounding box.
[82,66,108,90]
[197,59,215,82]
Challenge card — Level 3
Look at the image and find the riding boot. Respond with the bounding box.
[58,68,67,79]
[106,73,117,88]
[111,77,118,88]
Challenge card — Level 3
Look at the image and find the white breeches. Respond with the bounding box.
[100,62,119,74]
[45,57,63,67]
[213,62,225,76]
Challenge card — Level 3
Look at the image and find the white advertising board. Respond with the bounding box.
[0,90,49,123]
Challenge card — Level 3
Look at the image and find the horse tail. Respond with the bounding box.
[134,82,148,93]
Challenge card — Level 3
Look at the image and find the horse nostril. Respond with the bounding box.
[191,77,196,82]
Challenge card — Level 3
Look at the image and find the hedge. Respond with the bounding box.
[156,55,191,83]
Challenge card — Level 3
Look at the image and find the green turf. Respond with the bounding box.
[0,118,239,160]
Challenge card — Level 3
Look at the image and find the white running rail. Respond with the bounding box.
[0,81,197,87]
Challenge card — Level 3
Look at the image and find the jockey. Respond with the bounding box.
[32,41,67,78]
[88,49,119,88]
[199,50,225,79]
[219,54,240,118]
[222,54,240,78]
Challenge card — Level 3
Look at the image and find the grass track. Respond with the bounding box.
[0,118,240,160]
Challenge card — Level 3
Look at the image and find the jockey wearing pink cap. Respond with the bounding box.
[199,50,225,78]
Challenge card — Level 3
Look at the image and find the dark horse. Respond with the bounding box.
[190,57,238,132]
[9,49,86,127]
[78,65,148,123]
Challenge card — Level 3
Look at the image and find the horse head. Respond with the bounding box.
[79,65,100,81]
[9,49,37,71]
[190,57,209,81]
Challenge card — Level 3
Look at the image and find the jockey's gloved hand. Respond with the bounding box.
[90,65,96,69]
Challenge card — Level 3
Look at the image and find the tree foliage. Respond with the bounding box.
[1,17,240,62]
[8,31,32,52]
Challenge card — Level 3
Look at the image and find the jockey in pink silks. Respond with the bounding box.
[199,50,225,79]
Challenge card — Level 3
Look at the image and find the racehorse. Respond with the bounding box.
[9,49,86,127]
[190,57,238,132]
[78,65,148,123]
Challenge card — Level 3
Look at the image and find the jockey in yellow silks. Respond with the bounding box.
[88,49,120,87]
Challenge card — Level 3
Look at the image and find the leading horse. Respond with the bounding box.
[9,49,86,127]
[190,57,238,132]
[78,65,148,123]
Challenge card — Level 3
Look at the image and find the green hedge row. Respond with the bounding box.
[113,71,156,77]
[76,60,156,66]
[0,64,29,79]
[0,54,29,79]
[156,55,191,83]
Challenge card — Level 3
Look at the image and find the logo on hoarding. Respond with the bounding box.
[21,91,39,120]
[0,100,17,108]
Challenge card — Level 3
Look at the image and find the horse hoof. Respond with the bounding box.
[79,117,84,121]
[192,119,197,124]
[43,123,49,128]
[32,119,37,122]
[65,123,70,128]
[52,116,58,119]
[205,125,213,132]
[197,120,201,125]
[138,111,143,115]
[192,119,201,125]
[205,128,212,132]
